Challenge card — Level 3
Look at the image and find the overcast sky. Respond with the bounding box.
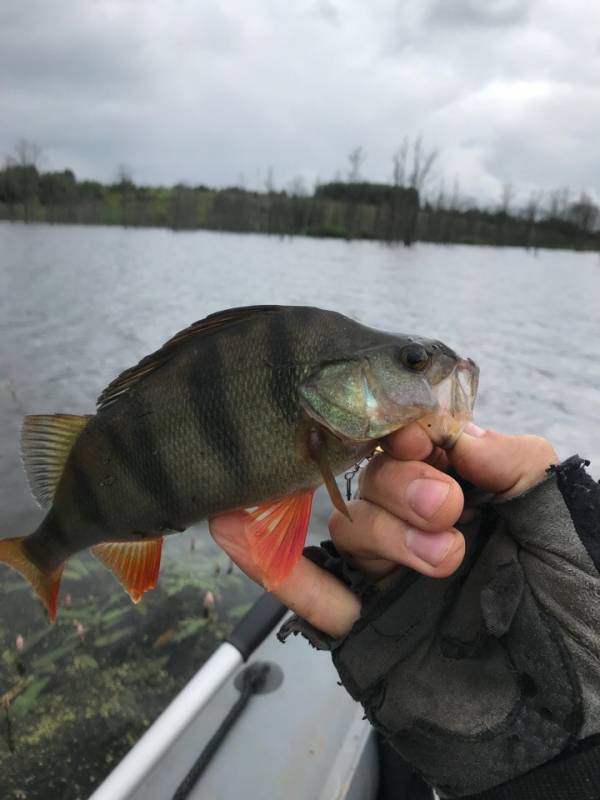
[1,0,599,205]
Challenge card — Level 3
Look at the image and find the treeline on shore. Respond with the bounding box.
[1,150,599,251]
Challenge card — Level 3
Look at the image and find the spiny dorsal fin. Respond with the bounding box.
[92,538,163,603]
[97,305,282,410]
[21,414,91,508]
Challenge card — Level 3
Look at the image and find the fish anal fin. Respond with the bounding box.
[92,538,163,603]
[0,537,63,623]
[307,427,352,521]
[246,491,314,590]
[97,305,283,410]
[21,414,92,508]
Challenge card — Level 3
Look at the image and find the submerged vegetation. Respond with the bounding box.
[1,138,599,250]
[0,531,260,800]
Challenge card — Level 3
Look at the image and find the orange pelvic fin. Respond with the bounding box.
[0,537,64,623]
[246,491,314,590]
[92,538,163,603]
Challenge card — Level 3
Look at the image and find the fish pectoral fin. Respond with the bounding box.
[21,414,92,508]
[307,427,352,521]
[0,537,64,623]
[92,538,163,603]
[246,491,314,590]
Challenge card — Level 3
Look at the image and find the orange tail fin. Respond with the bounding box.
[0,537,64,623]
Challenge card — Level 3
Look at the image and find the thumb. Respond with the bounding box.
[450,423,560,499]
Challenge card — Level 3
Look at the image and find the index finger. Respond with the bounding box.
[382,422,435,462]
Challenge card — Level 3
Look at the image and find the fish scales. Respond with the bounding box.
[51,309,359,540]
[0,305,479,619]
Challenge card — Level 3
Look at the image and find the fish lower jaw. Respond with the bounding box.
[416,411,471,449]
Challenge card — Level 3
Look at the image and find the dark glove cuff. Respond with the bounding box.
[462,734,600,800]
[547,455,600,571]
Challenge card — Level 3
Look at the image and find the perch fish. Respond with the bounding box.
[0,305,478,620]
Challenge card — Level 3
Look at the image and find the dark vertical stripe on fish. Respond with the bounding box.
[187,332,250,491]
[104,405,181,515]
[267,311,297,421]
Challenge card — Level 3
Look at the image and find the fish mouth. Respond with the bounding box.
[417,357,480,448]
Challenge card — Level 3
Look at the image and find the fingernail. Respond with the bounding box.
[405,528,456,566]
[464,422,486,437]
[405,479,450,520]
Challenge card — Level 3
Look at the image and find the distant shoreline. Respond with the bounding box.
[1,174,599,252]
[3,216,600,256]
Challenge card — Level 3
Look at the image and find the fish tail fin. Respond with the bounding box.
[0,537,64,623]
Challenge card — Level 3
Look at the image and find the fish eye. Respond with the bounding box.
[400,344,430,372]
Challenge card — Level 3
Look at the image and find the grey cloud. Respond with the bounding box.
[1,5,156,104]
[0,0,598,205]
[427,0,534,28]
[312,0,340,24]
[484,86,600,198]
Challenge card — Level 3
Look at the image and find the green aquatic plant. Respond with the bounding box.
[0,533,261,799]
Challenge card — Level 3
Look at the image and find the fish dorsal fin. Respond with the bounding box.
[97,305,282,410]
[92,538,163,603]
[21,414,91,508]
[245,490,314,590]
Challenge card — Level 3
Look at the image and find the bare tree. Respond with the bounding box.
[408,135,438,192]
[116,163,134,189]
[347,146,366,182]
[265,166,275,193]
[547,186,570,220]
[392,138,408,186]
[434,178,446,212]
[495,181,515,246]
[568,191,599,234]
[7,138,43,222]
[525,190,543,251]
[499,181,514,215]
[14,138,42,169]
[525,190,543,222]
[287,175,308,197]
[115,163,135,225]
[448,177,460,210]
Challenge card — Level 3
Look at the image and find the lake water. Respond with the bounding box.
[2,222,599,508]
[1,222,600,797]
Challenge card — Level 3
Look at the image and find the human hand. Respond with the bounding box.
[212,425,600,796]
[209,422,558,638]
